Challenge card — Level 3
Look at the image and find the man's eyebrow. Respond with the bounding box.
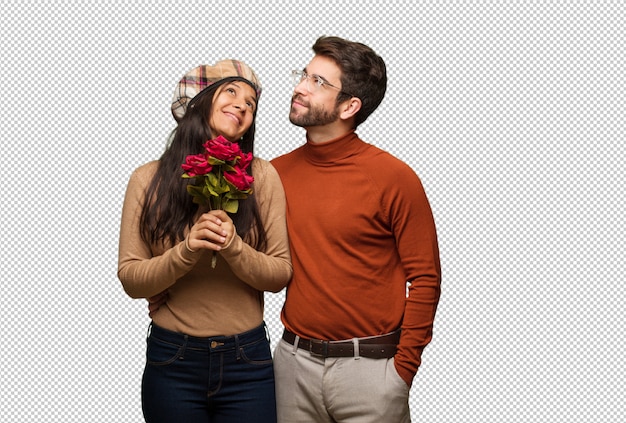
[303,67,330,84]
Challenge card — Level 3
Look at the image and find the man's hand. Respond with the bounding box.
[147,290,168,318]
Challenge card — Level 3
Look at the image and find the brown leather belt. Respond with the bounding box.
[282,329,400,359]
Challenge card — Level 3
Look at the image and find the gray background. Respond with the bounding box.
[1,1,623,421]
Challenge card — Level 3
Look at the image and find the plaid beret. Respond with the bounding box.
[171,59,262,122]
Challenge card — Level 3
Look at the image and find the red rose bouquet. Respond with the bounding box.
[182,135,254,266]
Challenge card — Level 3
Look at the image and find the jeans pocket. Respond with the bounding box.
[146,335,185,366]
[239,338,273,366]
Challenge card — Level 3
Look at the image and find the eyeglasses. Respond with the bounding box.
[291,70,354,97]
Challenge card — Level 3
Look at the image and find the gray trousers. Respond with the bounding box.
[274,338,411,423]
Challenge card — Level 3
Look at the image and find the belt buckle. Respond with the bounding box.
[309,339,329,357]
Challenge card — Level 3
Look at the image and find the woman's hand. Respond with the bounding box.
[186,210,236,252]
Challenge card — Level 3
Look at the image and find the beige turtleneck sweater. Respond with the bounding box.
[118,158,292,337]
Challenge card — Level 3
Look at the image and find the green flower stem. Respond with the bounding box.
[208,166,224,268]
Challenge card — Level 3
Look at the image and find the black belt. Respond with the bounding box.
[282,329,399,359]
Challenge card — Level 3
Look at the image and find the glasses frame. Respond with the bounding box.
[291,70,354,98]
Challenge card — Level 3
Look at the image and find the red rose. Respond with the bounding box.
[181,154,212,177]
[224,165,254,191]
[203,135,242,161]
[238,151,253,170]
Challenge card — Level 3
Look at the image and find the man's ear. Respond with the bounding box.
[339,97,362,120]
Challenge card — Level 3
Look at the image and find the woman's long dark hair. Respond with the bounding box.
[139,78,267,251]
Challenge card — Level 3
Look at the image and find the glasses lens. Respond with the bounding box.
[292,71,304,87]
[292,70,326,93]
[311,75,323,89]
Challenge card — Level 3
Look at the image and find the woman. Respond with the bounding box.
[118,60,291,423]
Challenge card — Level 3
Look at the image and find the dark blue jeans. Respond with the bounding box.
[141,322,277,423]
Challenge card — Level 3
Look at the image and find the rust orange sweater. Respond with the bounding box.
[271,131,441,385]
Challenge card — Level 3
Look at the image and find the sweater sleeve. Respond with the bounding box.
[389,163,441,386]
[117,162,202,299]
[219,159,292,292]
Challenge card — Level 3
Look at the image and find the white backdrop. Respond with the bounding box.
[1,1,623,422]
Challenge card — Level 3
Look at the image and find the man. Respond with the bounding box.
[271,36,441,422]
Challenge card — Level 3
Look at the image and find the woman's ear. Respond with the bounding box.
[339,97,362,120]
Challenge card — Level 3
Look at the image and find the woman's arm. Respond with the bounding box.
[117,162,201,298]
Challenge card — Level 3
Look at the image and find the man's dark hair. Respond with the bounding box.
[312,36,387,128]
